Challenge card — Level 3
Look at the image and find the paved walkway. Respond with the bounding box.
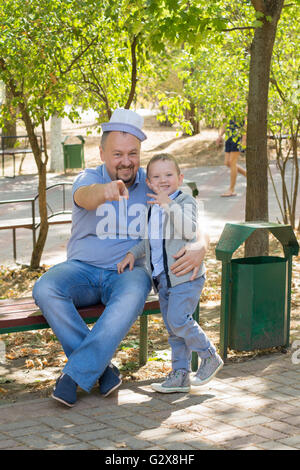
[0,353,299,450]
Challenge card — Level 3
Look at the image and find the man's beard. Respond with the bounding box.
[116,166,135,185]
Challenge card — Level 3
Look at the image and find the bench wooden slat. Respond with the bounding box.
[0,149,33,155]
[0,298,35,306]
[0,219,34,230]
[0,214,72,230]
[0,297,160,332]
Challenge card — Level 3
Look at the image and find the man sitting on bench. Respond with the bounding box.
[33,109,207,407]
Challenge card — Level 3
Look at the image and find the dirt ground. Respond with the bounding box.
[0,112,299,404]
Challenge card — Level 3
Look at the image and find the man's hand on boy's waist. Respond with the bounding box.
[170,244,206,281]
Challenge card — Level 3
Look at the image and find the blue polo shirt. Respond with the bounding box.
[67,165,148,269]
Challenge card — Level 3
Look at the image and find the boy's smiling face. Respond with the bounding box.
[146,159,184,195]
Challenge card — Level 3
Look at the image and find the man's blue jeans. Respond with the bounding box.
[33,260,151,392]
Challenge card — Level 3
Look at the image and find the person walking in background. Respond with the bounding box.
[216,118,246,197]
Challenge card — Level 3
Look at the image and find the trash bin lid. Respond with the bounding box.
[62,135,85,145]
[216,221,299,262]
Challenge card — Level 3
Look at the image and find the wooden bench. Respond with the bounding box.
[0,296,200,371]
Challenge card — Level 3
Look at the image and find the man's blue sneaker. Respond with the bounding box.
[99,364,122,397]
[52,373,77,407]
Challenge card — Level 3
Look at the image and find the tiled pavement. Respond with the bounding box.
[0,353,300,450]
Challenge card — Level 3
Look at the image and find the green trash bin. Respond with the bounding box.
[216,222,299,359]
[62,135,85,171]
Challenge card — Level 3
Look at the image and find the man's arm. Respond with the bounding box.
[74,180,129,210]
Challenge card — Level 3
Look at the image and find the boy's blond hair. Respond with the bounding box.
[146,153,181,176]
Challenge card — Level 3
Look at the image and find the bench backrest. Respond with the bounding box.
[0,135,43,152]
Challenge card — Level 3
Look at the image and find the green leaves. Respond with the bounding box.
[0,0,103,126]
[269,4,300,134]
[0,0,297,141]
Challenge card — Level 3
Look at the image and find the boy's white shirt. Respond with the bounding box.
[149,189,180,277]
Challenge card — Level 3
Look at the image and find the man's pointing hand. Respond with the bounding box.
[104,180,129,201]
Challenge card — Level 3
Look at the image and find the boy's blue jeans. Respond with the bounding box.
[157,273,216,371]
[33,260,151,392]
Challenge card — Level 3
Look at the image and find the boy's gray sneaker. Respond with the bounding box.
[191,353,224,386]
[151,369,190,393]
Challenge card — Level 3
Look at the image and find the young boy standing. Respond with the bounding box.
[118,154,223,393]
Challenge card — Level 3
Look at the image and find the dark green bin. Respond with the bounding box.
[229,256,287,351]
[62,135,85,171]
[216,222,299,360]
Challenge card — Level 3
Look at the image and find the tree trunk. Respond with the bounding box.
[125,35,138,110]
[290,127,299,229]
[30,162,48,268]
[245,0,284,257]
[184,102,200,135]
[50,114,64,172]
[1,87,17,149]
[17,102,49,268]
